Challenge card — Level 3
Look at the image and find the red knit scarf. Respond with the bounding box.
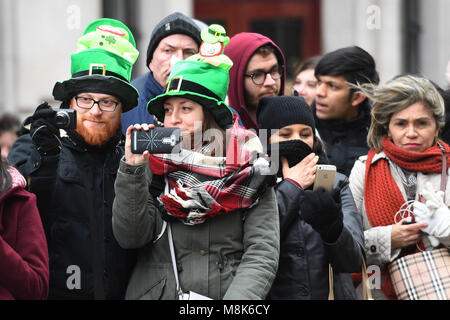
[363,136,450,299]
[365,137,450,227]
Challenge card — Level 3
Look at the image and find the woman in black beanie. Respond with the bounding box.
[257,95,364,300]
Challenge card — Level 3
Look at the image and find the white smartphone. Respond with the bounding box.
[313,164,336,193]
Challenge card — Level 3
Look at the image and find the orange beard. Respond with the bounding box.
[75,114,121,147]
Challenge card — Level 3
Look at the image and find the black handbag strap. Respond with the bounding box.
[73,153,105,300]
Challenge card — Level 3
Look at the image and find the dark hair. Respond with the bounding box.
[201,107,227,157]
[312,135,326,157]
[0,113,20,136]
[254,44,276,57]
[254,44,284,72]
[315,46,379,87]
[441,89,450,144]
[294,55,322,77]
[0,156,12,196]
[431,82,450,144]
[60,99,71,108]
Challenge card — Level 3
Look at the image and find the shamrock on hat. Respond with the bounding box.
[75,24,138,64]
[53,18,139,112]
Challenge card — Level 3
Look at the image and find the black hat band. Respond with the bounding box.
[72,69,128,82]
[164,77,222,102]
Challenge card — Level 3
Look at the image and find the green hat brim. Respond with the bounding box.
[148,91,233,129]
[52,75,138,112]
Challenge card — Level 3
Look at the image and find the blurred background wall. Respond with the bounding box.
[1,0,449,121]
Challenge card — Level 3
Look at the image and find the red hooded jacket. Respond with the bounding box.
[225,32,286,130]
[0,166,49,299]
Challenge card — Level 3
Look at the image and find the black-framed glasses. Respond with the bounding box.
[74,96,120,112]
[244,67,282,85]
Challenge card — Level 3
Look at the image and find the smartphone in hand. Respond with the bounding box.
[131,127,181,154]
[313,164,336,193]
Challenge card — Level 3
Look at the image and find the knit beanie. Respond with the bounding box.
[146,12,202,67]
[257,96,316,134]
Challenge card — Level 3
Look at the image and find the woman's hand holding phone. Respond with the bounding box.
[281,153,319,189]
[125,124,153,166]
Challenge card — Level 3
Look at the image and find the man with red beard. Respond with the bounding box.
[72,93,123,146]
[8,18,139,300]
[225,33,286,131]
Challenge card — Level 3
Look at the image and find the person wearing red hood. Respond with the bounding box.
[0,154,49,299]
[225,32,286,131]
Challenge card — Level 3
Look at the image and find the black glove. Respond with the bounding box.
[30,102,61,154]
[301,187,343,243]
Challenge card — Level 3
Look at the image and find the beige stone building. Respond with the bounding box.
[1,0,449,120]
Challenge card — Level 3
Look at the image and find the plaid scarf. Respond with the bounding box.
[149,120,271,225]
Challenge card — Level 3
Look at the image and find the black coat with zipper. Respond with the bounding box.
[267,173,364,300]
[312,101,371,177]
[8,129,136,299]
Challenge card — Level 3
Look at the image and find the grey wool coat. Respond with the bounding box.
[112,158,280,300]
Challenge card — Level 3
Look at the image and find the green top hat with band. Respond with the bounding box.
[53,18,139,112]
[148,24,234,128]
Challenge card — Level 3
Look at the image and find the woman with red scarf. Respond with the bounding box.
[349,75,450,299]
[112,30,280,300]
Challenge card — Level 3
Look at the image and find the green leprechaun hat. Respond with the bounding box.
[200,24,230,47]
[53,18,139,112]
[148,24,234,128]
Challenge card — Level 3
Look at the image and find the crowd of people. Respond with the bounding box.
[1,12,450,301]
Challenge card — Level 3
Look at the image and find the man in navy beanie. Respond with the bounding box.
[121,12,202,133]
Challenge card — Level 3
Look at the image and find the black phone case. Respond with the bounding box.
[131,127,181,154]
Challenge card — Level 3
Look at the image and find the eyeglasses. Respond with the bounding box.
[74,96,120,112]
[244,67,282,85]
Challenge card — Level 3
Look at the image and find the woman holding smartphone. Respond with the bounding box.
[257,95,364,300]
[112,33,280,300]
